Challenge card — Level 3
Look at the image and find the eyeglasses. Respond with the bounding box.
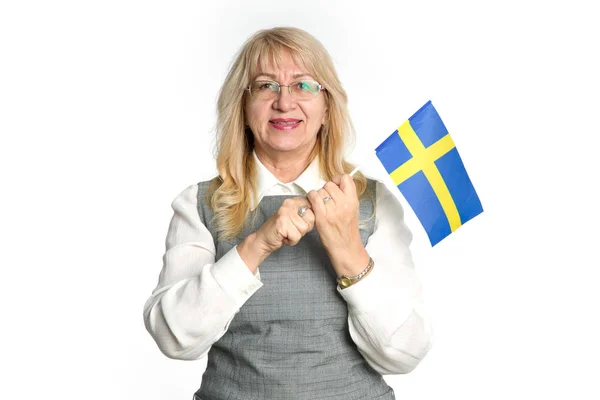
[246,80,325,100]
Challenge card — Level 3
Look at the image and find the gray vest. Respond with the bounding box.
[194,179,395,400]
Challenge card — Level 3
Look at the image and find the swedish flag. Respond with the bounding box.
[375,101,483,246]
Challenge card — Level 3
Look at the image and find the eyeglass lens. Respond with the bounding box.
[249,81,321,100]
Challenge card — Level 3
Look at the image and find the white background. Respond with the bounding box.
[1,0,599,399]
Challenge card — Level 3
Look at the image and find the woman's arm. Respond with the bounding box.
[338,180,433,374]
[143,184,263,360]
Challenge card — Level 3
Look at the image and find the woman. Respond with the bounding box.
[143,27,432,400]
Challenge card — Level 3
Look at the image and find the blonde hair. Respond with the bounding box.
[209,27,369,239]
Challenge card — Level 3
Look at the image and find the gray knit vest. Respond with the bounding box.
[193,179,395,400]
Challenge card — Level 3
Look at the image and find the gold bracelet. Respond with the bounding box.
[337,257,374,289]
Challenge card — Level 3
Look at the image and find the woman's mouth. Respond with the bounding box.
[269,119,302,131]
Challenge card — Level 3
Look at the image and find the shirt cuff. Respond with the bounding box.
[210,246,263,309]
[337,260,413,318]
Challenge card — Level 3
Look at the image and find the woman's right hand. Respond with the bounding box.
[237,197,315,272]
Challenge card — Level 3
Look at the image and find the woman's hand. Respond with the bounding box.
[237,197,315,272]
[257,197,316,252]
[307,174,370,277]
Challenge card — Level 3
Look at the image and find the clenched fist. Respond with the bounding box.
[237,197,315,273]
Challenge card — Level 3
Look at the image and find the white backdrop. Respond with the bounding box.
[1,0,599,399]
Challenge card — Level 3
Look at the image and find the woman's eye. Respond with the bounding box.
[259,83,278,90]
[297,81,317,92]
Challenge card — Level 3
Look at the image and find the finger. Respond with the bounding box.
[282,197,312,215]
[316,188,335,207]
[300,208,315,230]
[289,209,312,234]
[291,209,315,236]
[275,216,301,246]
[283,198,315,245]
[307,189,326,218]
[331,173,356,193]
[294,197,313,214]
[285,227,303,246]
[317,188,330,198]
[339,174,356,194]
[323,181,344,202]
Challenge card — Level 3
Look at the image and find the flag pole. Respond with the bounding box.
[349,165,360,177]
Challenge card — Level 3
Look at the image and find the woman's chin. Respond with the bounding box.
[267,144,301,154]
[257,135,317,157]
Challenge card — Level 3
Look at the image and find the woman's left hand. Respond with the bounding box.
[307,174,369,276]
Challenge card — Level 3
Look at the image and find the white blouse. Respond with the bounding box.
[143,154,433,375]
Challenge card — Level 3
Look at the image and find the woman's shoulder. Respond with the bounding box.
[171,176,220,204]
[170,183,199,208]
[192,176,225,210]
[196,175,221,193]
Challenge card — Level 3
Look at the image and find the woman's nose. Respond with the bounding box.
[272,87,296,111]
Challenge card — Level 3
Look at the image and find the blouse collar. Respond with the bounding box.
[252,151,326,210]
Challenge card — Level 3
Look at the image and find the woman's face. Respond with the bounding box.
[245,53,327,161]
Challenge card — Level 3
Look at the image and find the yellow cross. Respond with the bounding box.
[389,121,462,232]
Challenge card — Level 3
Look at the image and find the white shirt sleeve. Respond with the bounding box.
[143,183,263,360]
[337,180,433,374]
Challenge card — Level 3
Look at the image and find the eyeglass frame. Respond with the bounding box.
[245,79,326,99]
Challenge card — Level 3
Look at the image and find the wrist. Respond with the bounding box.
[237,232,270,273]
[337,256,374,289]
[329,246,370,277]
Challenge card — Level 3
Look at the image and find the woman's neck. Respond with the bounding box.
[254,148,314,183]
